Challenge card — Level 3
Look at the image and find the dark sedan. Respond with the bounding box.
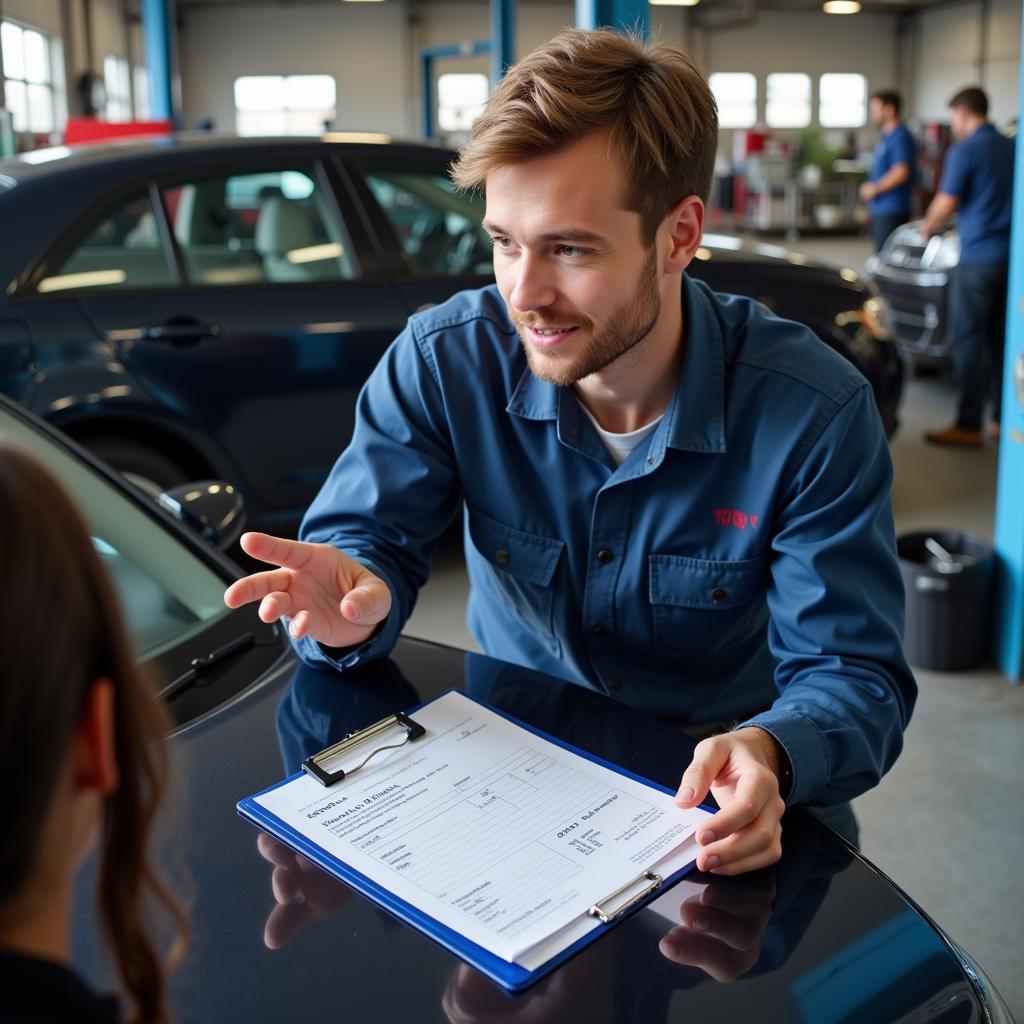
[0,393,1011,1024]
[0,135,901,537]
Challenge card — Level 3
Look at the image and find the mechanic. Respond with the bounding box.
[860,89,917,253]
[225,29,916,877]
[921,86,1015,447]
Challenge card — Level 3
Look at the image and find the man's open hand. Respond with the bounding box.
[674,729,786,876]
[223,532,391,649]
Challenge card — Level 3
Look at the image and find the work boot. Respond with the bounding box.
[923,424,984,448]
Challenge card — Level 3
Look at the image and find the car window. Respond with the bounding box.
[0,410,229,662]
[37,190,173,293]
[363,169,493,277]
[162,166,356,286]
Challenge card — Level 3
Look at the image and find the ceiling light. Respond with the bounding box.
[650,0,701,5]
[823,1,861,12]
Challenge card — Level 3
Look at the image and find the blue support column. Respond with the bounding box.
[142,0,176,123]
[574,0,649,38]
[490,0,515,85]
[992,8,1024,680]
[420,41,492,139]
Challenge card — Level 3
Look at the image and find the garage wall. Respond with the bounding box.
[178,2,413,135]
[912,0,1021,124]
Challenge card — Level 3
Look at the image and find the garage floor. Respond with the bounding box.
[403,231,1024,1018]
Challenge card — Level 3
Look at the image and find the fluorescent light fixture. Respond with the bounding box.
[321,131,391,144]
[37,269,127,293]
[287,242,344,265]
[823,1,861,12]
[650,0,700,5]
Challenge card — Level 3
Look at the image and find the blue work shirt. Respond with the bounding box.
[869,122,917,216]
[940,123,1016,264]
[295,277,916,809]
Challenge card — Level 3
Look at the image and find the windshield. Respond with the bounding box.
[0,409,230,661]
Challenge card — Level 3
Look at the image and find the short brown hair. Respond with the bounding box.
[451,28,718,245]
[870,90,902,115]
[949,86,988,118]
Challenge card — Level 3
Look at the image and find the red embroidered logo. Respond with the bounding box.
[714,508,759,530]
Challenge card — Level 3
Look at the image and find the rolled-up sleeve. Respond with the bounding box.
[292,321,460,672]
[739,383,917,807]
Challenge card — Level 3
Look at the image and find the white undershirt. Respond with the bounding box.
[578,402,664,466]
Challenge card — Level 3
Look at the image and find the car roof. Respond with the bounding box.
[0,132,450,184]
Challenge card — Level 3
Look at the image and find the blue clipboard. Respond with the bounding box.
[237,688,712,992]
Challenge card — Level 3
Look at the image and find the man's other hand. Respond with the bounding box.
[674,729,786,876]
[223,532,391,649]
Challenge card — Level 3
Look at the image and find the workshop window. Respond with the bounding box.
[819,73,867,128]
[709,73,757,130]
[766,73,811,129]
[437,73,488,133]
[234,74,337,136]
[104,55,131,122]
[1,20,57,133]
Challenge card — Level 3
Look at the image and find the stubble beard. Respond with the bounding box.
[513,248,662,387]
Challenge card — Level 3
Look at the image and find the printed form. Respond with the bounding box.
[254,691,711,965]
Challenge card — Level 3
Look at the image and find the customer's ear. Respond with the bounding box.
[72,678,120,796]
[661,195,705,274]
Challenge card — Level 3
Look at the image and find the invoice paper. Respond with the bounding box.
[254,691,712,965]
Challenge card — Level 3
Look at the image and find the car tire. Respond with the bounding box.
[84,437,191,499]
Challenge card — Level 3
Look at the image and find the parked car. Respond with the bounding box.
[866,220,960,369]
[0,393,1012,1024]
[0,135,902,537]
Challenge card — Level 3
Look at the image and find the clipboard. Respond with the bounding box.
[238,689,712,992]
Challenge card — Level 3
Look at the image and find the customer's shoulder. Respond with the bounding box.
[692,278,867,406]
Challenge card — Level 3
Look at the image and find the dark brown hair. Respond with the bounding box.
[0,444,186,1024]
[949,86,989,118]
[451,28,719,245]
[870,90,902,115]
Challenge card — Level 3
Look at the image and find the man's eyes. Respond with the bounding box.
[488,237,589,258]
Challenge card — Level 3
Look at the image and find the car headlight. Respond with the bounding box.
[922,230,960,271]
[858,295,892,341]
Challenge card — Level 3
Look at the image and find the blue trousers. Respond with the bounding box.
[871,212,908,253]
[949,261,1010,431]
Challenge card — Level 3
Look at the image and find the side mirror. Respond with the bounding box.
[158,480,245,550]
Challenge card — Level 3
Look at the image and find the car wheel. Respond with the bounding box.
[83,437,191,499]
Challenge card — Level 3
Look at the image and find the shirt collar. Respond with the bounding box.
[506,274,726,455]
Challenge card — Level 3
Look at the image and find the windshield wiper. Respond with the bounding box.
[156,632,256,702]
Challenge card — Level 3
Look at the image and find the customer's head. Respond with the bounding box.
[0,444,185,1024]
[949,86,989,137]
[869,90,902,126]
[452,29,716,385]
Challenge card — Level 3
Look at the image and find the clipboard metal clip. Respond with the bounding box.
[588,870,663,925]
[302,710,426,787]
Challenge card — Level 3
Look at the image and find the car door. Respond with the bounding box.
[65,157,406,534]
[340,151,496,315]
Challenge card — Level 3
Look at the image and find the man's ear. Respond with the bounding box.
[71,679,119,796]
[661,195,705,274]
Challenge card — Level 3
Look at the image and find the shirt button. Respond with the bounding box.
[495,549,510,565]
[591,625,608,637]
[711,587,728,604]
[597,548,613,564]
[608,676,622,691]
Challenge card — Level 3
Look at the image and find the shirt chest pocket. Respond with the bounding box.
[467,508,565,657]
[648,553,769,657]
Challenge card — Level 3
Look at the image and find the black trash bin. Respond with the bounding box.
[896,529,995,671]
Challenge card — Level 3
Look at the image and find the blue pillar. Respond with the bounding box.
[992,7,1024,680]
[142,0,176,123]
[490,0,515,85]
[574,0,649,37]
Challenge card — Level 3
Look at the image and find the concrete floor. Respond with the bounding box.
[402,232,1024,1018]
